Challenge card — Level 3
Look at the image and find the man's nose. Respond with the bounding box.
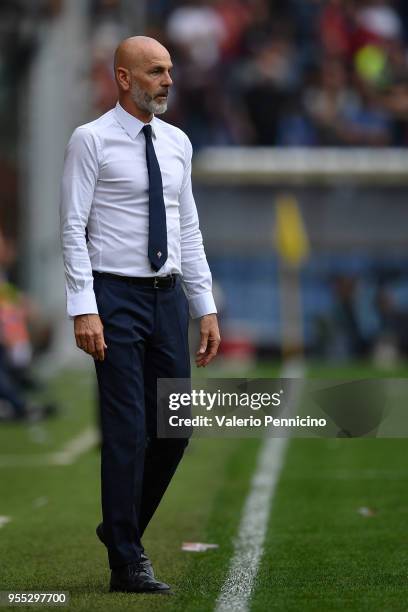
[162,71,173,86]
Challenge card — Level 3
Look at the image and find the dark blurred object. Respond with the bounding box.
[381,77,408,145]
[0,229,56,422]
[0,0,64,275]
[374,282,408,359]
[312,378,388,437]
[0,343,57,422]
[315,275,370,361]
[240,32,300,145]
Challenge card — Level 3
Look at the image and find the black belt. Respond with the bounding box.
[92,270,178,288]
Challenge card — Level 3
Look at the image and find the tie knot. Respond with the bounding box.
[143,124,153,139]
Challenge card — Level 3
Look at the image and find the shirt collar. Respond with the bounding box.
[115,102,157,140]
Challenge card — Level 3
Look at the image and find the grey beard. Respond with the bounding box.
[130,82,168,115]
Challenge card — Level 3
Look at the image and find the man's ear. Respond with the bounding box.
[116,67,131,92]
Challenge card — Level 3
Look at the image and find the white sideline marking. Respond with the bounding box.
[0,427,98,468]
[215,361,305,612]
[0,516,12,528]
[52,427,99,465]
[215,437,288,612]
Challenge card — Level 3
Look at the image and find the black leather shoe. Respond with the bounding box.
[110,562,171,594]
[96,523,155,578]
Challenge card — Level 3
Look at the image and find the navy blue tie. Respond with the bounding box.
[142,124,168,271]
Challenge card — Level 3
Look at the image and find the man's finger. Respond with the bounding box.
[87,335,96,358]
[196,335,221,366]
[196,348,213,367]
[95,335,106,361]
[197,331,209,355]
[78,335,89,354]
[200,347,218,366]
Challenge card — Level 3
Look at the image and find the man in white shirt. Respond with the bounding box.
[60,36,220,594]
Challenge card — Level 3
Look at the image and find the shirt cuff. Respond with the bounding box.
[187,291,217,319]
[67,289,99,319]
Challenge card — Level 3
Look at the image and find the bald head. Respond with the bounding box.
[114,36,171,74]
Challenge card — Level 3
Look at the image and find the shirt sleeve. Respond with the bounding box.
[179,135,217,319]
[59,126,99,319]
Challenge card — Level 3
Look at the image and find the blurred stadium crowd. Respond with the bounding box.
[90,0,408,148]
[3,1,408,151]
[2,0,408,197]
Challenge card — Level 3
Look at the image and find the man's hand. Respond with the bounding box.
[74,314,107,361]
[196,313,221,367]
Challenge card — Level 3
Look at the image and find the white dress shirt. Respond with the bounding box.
[60,102,217,319]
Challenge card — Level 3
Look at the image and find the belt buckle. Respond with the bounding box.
[153,277,159,289]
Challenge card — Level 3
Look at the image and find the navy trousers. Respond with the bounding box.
[93,272,191,569]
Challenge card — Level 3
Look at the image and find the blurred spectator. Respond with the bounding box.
[0,229,56,421]
[214,0,252,60]
[319,0,353,59]
[374,283,408,360]
[166,0,226,71]
[351,0,403,55]
[315,275,370,361]
[340,77,392,146]
[303,58,362,145]
[381,77,408,144]
[238,32,301,144]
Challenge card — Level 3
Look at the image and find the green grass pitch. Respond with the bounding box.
[0,363,407,611]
